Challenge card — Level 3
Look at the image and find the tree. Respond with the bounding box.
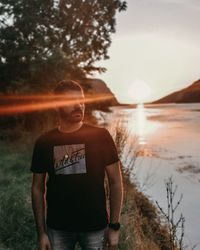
[0,0,127,92]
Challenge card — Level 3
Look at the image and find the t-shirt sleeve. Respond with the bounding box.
[30,138,48,173]
[101,128,119,166]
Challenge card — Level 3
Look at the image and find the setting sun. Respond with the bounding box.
[127,79,152,103]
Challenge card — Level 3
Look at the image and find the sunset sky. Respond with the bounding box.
[95,0,200,104]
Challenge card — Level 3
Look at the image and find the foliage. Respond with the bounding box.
[0,0,127,91]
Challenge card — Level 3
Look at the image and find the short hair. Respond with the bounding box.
[53,80,83,94]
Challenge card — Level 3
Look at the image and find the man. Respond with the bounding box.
[31,80,123,250]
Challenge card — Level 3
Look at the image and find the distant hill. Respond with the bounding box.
[83,78,120,110]
[153,79,200,103]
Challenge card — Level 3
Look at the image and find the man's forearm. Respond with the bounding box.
[31,187,47,237]
[109,182,123,223]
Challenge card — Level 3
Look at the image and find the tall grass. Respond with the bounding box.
[0,117,178,250]
[0,133,37,250]
[108,120,177,250]
[0,112,99,250]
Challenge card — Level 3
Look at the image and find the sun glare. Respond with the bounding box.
[127,79,152,103]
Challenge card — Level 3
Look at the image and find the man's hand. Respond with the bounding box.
[38,233,51,250]
[106,228,120,250]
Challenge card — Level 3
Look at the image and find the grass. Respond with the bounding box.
[0,135,37,250]
[114,173,173,250]
[108,120,177,250]
[0,116,175,250]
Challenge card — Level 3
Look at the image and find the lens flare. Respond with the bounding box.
[0,94,114,116]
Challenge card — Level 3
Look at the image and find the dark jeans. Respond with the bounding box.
[47,227,107,250]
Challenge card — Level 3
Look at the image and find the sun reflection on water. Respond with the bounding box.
[136,103,146,145]
[128,103,161,146]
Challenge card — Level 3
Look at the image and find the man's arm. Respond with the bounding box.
[31,173,51,250]
[105,161,123,249]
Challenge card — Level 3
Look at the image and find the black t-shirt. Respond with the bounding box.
[31,123,119,232]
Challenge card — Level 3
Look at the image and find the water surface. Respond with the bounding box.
[95,103,200,247]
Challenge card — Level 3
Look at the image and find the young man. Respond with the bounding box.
[31,80,123,250]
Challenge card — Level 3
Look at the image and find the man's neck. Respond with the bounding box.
[58,121,83,133]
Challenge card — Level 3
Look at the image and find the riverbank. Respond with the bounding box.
[0,113,173,249]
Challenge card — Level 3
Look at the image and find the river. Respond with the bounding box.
[94,103,200,248]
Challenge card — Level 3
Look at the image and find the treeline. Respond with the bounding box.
[0,0,126,92]
[0,0,126,131]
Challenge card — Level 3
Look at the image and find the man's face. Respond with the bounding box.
[57,90,85,123]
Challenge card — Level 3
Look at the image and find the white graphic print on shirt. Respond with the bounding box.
[53,144,86,175]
